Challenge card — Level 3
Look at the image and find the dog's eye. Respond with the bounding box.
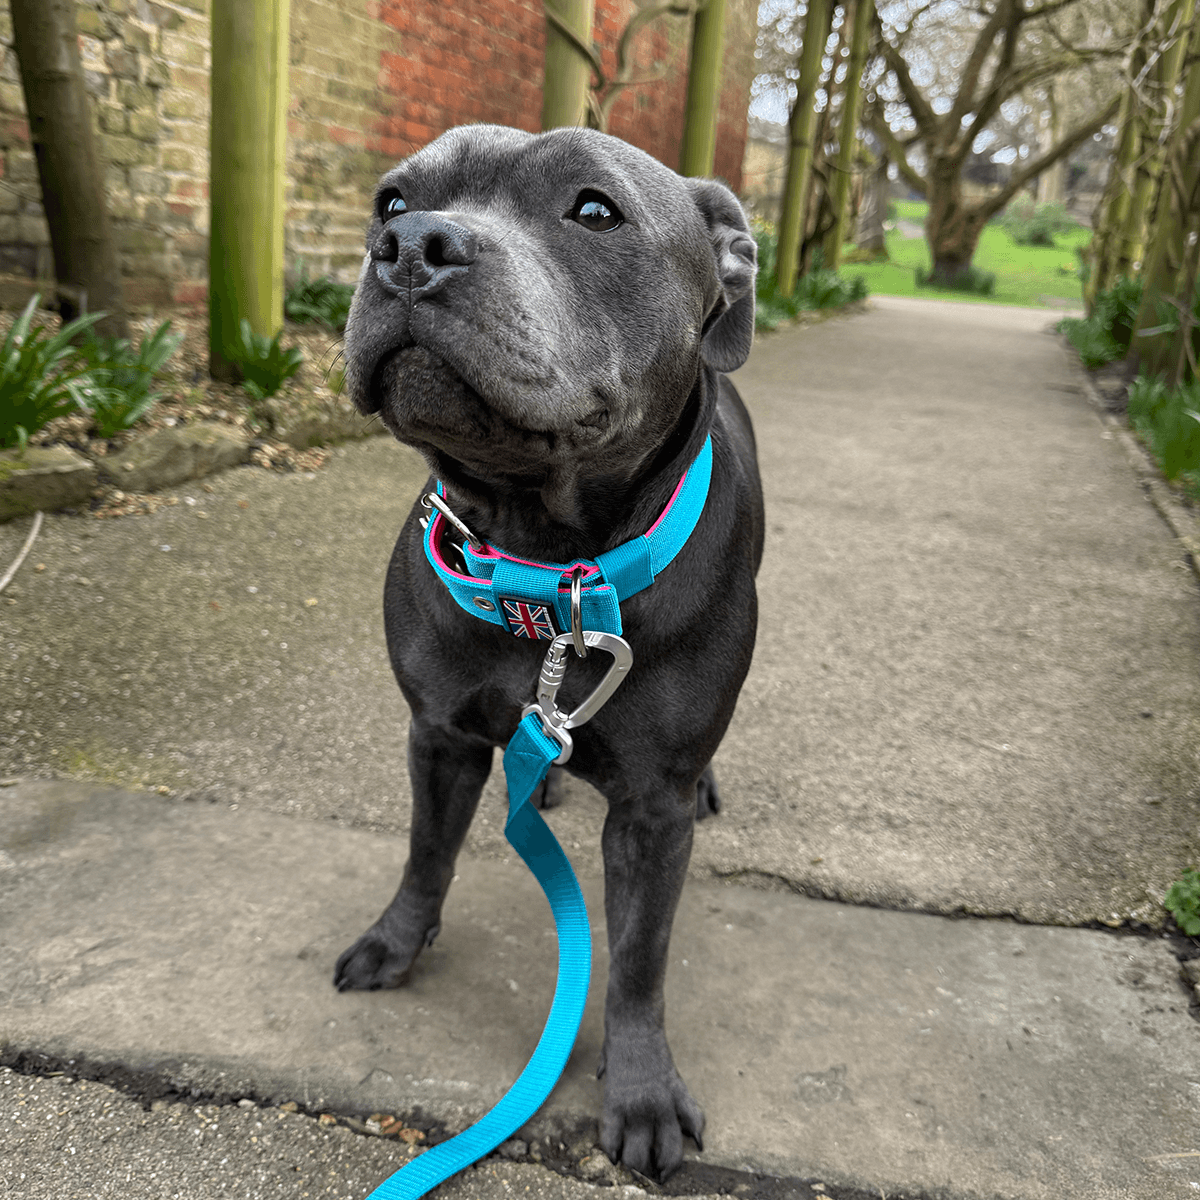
[379,190,407,220]
[570,191,622,232]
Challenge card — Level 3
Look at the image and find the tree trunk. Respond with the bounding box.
[1131,46,1200,383]
[922,97,1118,285]
[209,0,290,381]
[1113,0,1197,284]
[822,0,874,272]
[1035,87,1064,205]
[678,0,726,177]
[1086,0,1153,309]
[923,157,989,284]
[775,0,832,296]
[542,0,595,130]
[10,0,127,338]
[854,152,888,255]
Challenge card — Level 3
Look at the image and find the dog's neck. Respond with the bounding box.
[425,373,717,563]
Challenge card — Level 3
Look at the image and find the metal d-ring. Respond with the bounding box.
[421,491,484,552]
[569,565,588,658]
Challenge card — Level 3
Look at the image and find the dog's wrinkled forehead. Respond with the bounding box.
[378,125,707,250]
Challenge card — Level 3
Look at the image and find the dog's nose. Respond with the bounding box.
[371,212,478,302]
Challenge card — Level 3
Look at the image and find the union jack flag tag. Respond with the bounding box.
[499,598,557,640]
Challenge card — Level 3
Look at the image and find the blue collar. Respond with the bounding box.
[422,435,713,638]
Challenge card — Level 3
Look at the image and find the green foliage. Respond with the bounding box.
[751,221,869,331]
[1133,273,1200,372]
[915,264,997,296]
[998,196,1079,247]
[231,319,303,401]
[1126,373,1200,483]
[285,268,355,331]
[76,320,183,438]
[1165,868,1200,936]
[0,294,109,452]
[1059,276,1143,368]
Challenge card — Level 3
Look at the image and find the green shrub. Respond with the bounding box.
[0,294,109,452]
[76,319,183,438]
[914,263,996,296]
[1126,373,1200,481]
[1132,273,1200,369]
[999,196,1079,246]
[1059,276,1143,368]
[1165,868,1200,936]
[285,269,355,331]
[231,319,303,401]
[751,221,869,330]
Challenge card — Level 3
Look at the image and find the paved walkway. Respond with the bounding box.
[2,295,1198,1200]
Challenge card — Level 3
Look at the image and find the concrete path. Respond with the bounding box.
[2,294,1199,1200]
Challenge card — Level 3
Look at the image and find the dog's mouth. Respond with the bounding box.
[363,343,614,472]
[366,344,555,470]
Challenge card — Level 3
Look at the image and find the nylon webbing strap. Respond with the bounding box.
[362,713,590,1199]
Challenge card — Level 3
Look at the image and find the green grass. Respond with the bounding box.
[849,200,1090,308]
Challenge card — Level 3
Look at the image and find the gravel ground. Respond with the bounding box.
[0,1068,678,1200]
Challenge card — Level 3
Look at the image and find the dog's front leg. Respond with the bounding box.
[598,790,704,1179]
[334,720,491,991]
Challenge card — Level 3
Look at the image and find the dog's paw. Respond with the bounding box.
[333,918,439,992]
[524,765,566,811]
[598,1033,704,1181]
[695,763,721,821]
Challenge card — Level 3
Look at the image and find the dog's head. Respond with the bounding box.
[343,125,755,492]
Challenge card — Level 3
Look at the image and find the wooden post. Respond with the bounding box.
[208,0,290,381]
[822,0,874,272]
[678,0,726,178]
[542,0,595,130]
[775,0,832,297]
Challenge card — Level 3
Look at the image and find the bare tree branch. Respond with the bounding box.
[1022,0,1089,20]
[973,92,1120,218]
[867,106,928,194]
[879,37,941,138]
[946,2,1014,133]
[953,0,1027,162]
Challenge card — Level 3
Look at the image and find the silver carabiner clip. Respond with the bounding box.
[520,631,633,765]
[420,491,484,552]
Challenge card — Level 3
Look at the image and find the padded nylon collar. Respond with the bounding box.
[422,435,713,637]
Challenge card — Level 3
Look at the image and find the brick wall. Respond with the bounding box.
[0,0,755,308]
[0,0,211,307]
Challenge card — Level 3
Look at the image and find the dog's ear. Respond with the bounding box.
[686,178,757,373]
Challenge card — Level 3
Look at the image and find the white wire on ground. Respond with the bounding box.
[0,510,43,594]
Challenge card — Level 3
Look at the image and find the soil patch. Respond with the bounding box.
[9,306,368,519]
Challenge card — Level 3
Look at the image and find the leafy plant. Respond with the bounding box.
[1059,276,1144,368]
[285,268,355,331]
[752,222,870,330]
[231,318,303,401]
[915,263,997,296]
[0,294,110,452]
[75,319,183,437]
[999,196,1079,247]
[1126,373,1200,482]
[1165,868,1200,936]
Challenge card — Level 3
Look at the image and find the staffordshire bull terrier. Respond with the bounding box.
[337,124,763,1180]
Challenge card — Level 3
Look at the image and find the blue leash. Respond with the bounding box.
[362,712,590,1199]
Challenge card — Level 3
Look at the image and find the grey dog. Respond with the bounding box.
[337,124,763,1180]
